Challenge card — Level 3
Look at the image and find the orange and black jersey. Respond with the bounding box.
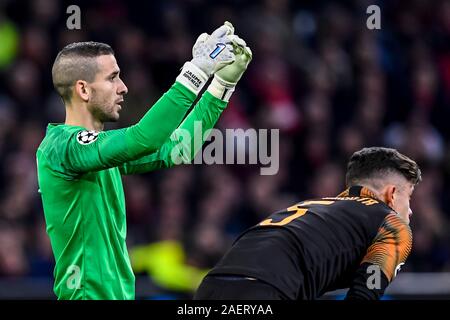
[208,186,412,300]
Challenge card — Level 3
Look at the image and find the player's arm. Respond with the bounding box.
[119,90,226,174]
[345,213,412,300]
[119,36,253,175]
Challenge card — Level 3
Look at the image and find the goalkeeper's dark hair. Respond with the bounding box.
[52,41,114,103]
[346,147,421,188]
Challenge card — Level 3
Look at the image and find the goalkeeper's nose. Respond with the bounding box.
[118,78,128,95]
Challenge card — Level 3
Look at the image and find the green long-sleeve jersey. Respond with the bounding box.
[36,82,227,299]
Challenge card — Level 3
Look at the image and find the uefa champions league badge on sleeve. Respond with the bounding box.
[76,130,99,145]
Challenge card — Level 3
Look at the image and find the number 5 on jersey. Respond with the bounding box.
[259,200,334,227]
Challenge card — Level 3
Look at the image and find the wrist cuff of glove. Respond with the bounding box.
[176,61,209,95]
[207,76,236,102]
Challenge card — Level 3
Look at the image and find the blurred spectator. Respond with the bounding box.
[0,13,19,70]
[0,222,29,277]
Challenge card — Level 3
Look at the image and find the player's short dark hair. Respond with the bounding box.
[52,41,114,103]
[346,147,421,187]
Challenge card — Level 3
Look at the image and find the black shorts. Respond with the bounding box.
[194,275,288,300]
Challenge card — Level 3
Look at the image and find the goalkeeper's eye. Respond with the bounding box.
[109,71,120,81]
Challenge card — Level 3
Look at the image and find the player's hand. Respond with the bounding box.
[214,34,252,86]
[191,21,236,77]
[206,35,252,102]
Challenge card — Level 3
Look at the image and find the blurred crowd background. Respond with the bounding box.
[0,0,449,299]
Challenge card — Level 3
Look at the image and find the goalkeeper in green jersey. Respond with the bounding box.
[36,22,252,300]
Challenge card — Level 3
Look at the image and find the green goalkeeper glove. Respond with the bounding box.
[207,35,252,101]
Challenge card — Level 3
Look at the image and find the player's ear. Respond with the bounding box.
[74,80,90,102]
[381,185,396,208]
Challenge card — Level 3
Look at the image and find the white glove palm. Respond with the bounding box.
[191,21,236,77]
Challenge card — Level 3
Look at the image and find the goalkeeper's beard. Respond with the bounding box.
[88,89,121,123]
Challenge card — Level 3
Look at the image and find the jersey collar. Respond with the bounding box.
[337,185,381,201]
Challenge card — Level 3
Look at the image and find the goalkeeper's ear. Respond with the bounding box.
[74,79,90,102]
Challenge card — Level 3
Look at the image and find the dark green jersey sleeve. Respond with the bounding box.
[63,82,195,175]
[119,90,227,175]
